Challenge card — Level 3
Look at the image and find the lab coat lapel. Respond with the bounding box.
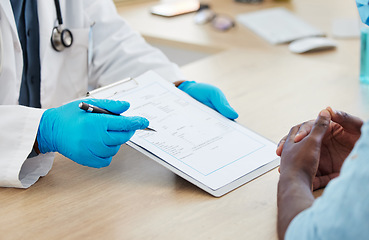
[0,0,23,96]
[0,0,20,44]
[37,0,56,64]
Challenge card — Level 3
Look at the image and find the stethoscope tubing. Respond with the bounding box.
[0,0,70,75]
[51,0,72,52]
[0,0,71,74]
[54,0,63,25]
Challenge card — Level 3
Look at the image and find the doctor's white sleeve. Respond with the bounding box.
[84,0,186,88]
[0,106,53,188]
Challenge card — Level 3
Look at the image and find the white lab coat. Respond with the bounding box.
[0,0,184,188]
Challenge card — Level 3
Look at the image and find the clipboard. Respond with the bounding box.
[87,77,139,98]
[88,71,280,197]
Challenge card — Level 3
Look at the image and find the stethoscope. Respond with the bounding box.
[0,0,70,75]
[51,0,73,52]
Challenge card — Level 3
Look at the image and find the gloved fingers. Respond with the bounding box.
[178,81,239,120]
[179,81,211,107]
[83,99,130,115]
[88,142,121,159]
[103,130,135,146]
[74,150,113,168]
[200,99,216,110]
[210,89,239,120]
[177,81,196,92]
[107,115,149,131]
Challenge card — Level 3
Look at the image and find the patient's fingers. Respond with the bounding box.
[327,107,363,134]
[294,120,315,142]
[276,135,287,156]
[276,121,307,156]
[313,173,340,190]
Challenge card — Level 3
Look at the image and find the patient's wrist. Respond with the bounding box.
[280,168,313,189]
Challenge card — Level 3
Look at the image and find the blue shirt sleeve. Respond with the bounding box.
[285,121,369,240]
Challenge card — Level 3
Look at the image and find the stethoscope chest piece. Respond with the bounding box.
[50,0,73,52]
[51,26,73,52]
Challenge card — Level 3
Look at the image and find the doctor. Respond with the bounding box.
[0,0,238,188]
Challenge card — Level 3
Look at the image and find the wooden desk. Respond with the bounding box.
[1,1,369,239]
[116,0,359,54]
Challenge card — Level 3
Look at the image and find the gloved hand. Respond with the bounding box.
[37,99,149,168]
[177,81,239,120]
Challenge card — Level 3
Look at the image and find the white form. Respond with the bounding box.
[89,71,279,196]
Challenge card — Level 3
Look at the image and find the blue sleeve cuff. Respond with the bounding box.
[285,208,318,240]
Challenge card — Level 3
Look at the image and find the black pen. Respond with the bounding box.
[79,102,156,132]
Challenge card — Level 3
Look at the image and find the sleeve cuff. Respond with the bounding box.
[0,106,53,188]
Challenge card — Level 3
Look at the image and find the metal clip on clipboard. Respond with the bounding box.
[86,77,139,99]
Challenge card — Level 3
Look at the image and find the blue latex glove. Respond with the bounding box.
[178,81,239,120]
[37,99,149,168]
